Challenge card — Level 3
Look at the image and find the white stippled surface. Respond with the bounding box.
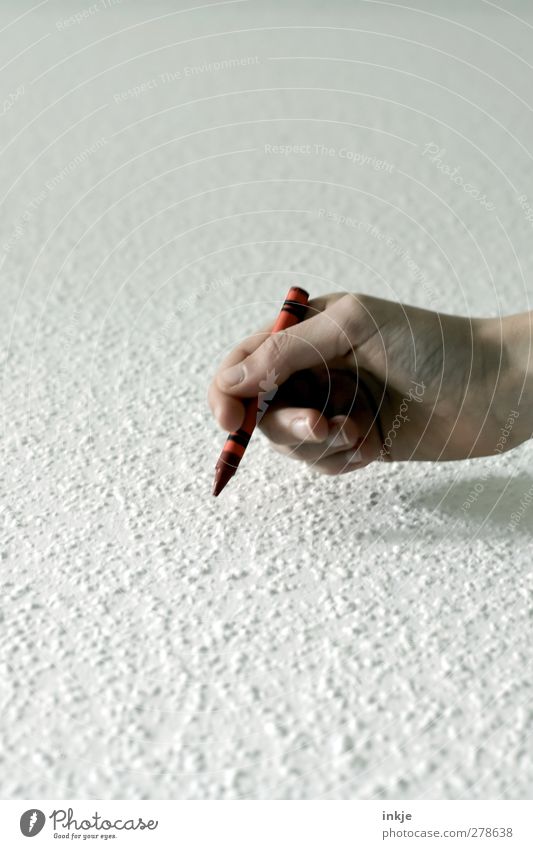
[1,0,533,799]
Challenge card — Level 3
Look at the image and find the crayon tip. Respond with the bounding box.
[212,463,235,497]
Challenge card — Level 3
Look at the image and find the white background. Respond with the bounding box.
[1,0,533,800]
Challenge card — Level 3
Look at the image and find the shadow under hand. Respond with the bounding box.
[413,472,533,534]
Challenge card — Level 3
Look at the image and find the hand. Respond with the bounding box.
[209,293,532,475]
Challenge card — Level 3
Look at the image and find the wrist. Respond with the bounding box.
[481,312,533,451]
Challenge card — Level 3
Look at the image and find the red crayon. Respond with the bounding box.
[213,286,310,496]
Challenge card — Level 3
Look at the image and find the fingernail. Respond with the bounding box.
[347,447,363,464]
[328,426,352,449]
[291,417,313,440]
[220,364,245,387]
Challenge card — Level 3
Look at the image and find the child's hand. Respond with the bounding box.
[208,293,531,474]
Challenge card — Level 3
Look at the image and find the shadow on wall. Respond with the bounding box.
[413,473,533,533]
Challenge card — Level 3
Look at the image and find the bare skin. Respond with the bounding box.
[208,293,533,476]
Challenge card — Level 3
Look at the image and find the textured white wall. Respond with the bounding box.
[1,0,533,799]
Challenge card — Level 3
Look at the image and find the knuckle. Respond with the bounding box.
[333,293,360,343]
[263,330,289,363]
[344,292,369,328]
[333,293,371,355]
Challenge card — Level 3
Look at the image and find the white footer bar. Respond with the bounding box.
[2,800,532,848]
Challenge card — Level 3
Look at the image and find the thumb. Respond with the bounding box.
[217,294,372,396]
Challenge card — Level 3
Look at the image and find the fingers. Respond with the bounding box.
[216,320,275,373]
[216,294,372,398]
[272,414,380,475]
[311,441,370,476]
[271,414,363,461]
[259,406,329,445]
[207,386,244,432]
[273,410,362,450]
[261,368,387,474]
[256,365,365,445]
[208,320,274,430]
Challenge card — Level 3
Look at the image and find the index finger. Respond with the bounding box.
[209,294,332,430]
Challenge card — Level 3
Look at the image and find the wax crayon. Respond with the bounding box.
[212,287,310,496]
